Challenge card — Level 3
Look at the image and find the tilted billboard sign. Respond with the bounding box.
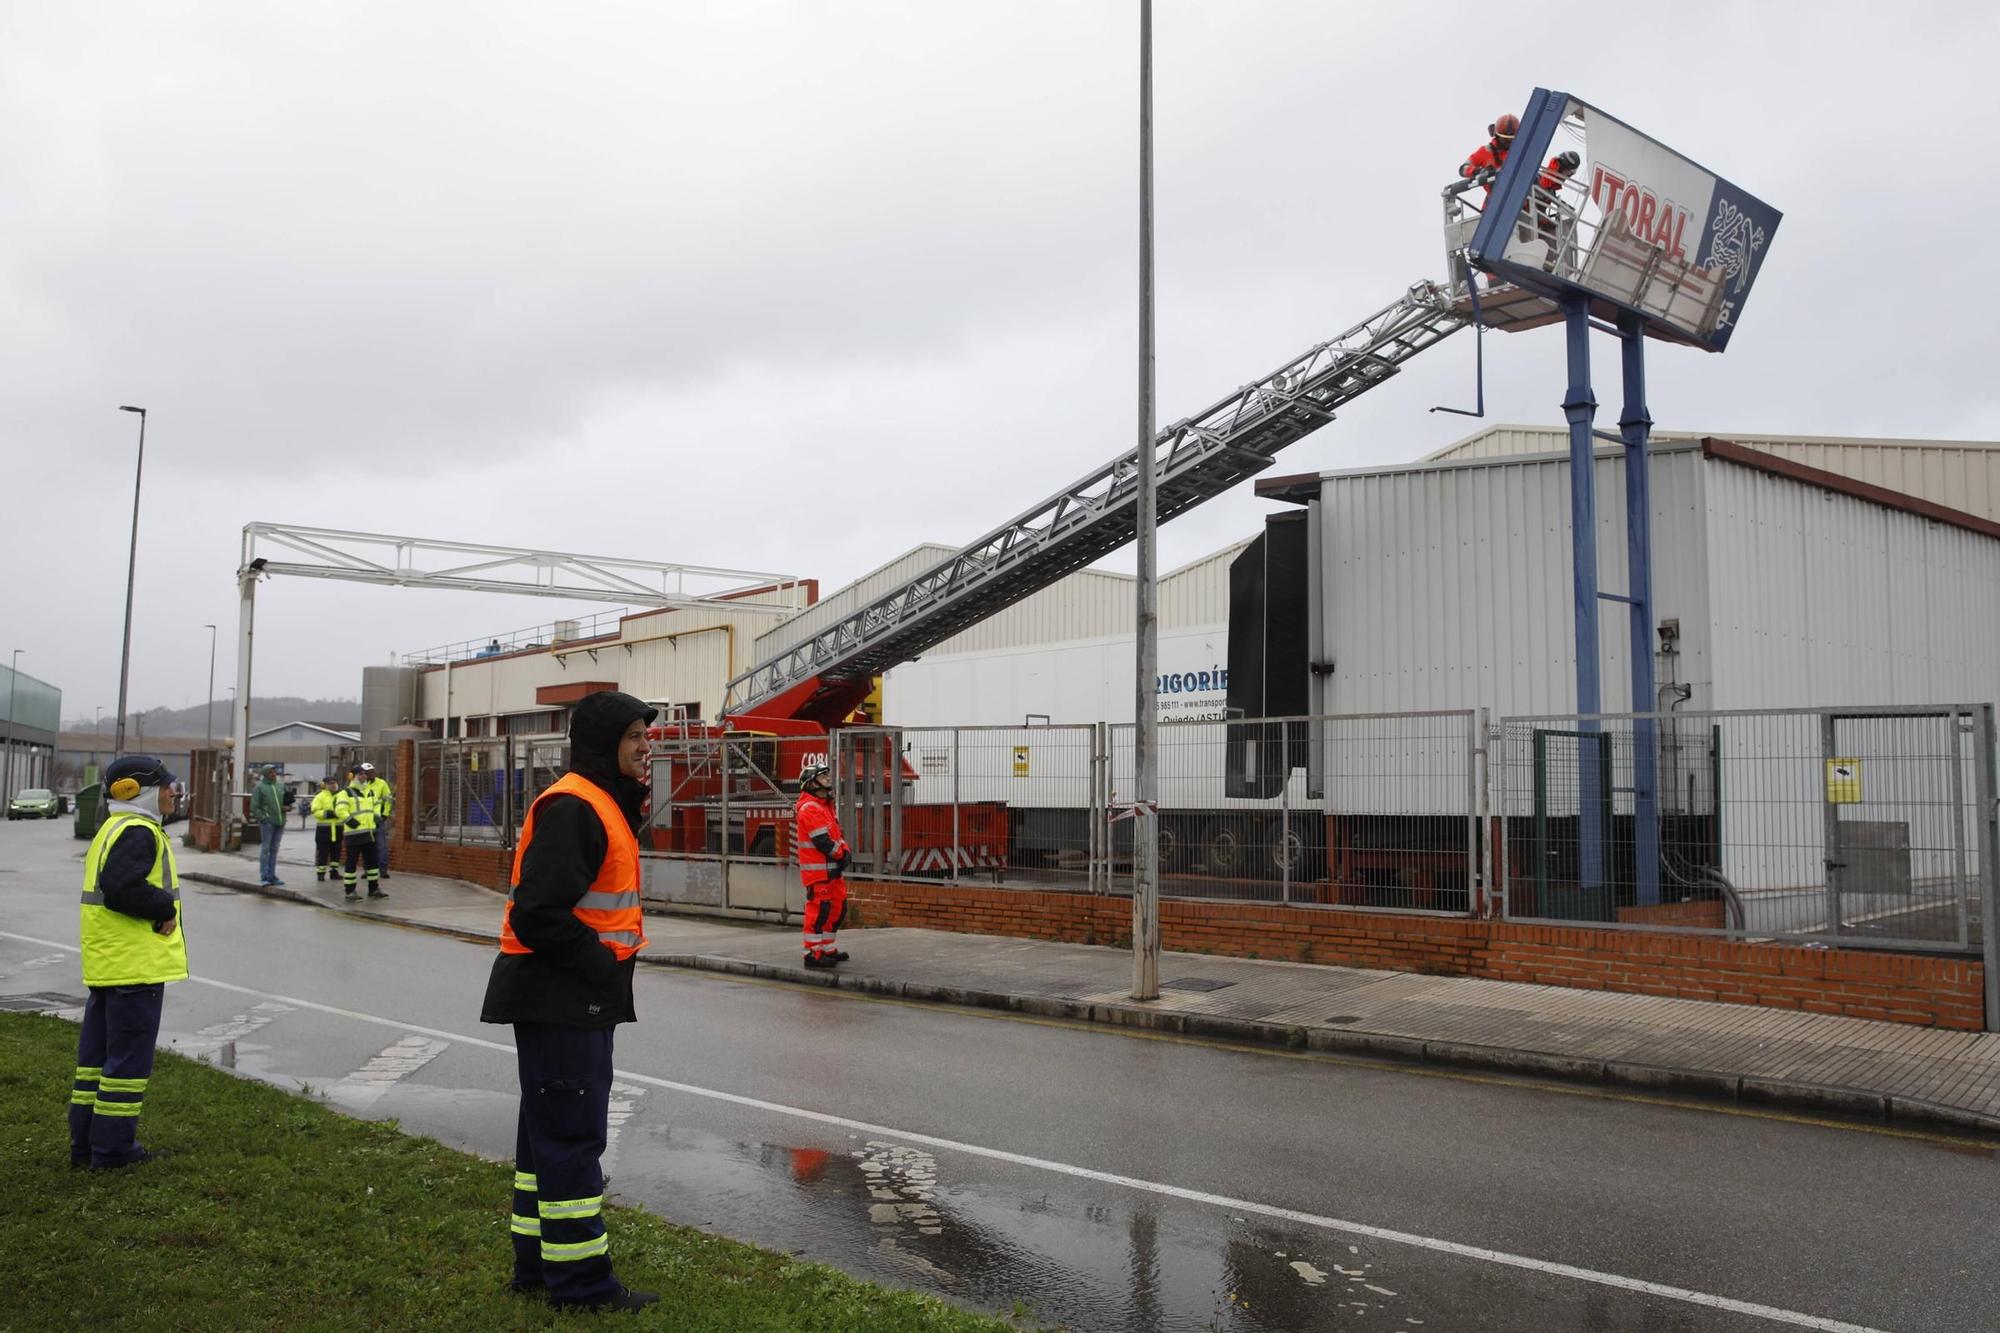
[1468,90,1781,352]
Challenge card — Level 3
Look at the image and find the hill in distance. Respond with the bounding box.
[67,697,362,739]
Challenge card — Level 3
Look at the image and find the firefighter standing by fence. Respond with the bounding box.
[335,767,386,901]
[360,761,394,880]
[70,755,187,1170]
[480,690,659,1314]
[309,774,344,883]
[795,763,851,969]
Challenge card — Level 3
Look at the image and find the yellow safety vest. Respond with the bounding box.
[79,814,189,988]
[310,789,343,826]
[364,776,394,821]
[335,785,381,835]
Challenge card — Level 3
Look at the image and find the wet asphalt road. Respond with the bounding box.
[4,819,1996,1332]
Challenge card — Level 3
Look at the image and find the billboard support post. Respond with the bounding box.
[1562,293,1605,894]
[1620,314,1661,906]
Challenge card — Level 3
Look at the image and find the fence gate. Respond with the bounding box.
[833,726,903,880]
[1821,709,1978,948]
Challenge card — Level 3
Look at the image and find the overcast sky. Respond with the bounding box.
[5,1,1995,726]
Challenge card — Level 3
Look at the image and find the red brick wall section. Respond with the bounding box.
[392,737,513,891]
[848,880,1988,1031]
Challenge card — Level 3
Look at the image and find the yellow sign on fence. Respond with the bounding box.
[1012,746,1031,777]
[1825,758,1862,804]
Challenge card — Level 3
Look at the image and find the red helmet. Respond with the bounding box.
[1490,112,1520,143]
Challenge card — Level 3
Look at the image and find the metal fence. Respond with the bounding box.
[1109,711,1480,909]
[884,713,1481,911]
[1493,706,1996,952]
[900,724,1107,891]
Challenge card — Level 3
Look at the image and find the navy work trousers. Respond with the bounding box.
[510,1023,621,1306]
[69,983,165,1168]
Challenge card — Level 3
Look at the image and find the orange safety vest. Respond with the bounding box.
[794,790,845,887]
[500,773,647,961]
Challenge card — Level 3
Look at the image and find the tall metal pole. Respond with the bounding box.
[3,649,20,804]
[1131,0,1161,1000]
[114,405,147,756]
[204,623,218,749]
[232,566,258,816]
[1618,314,1660,906]
[1560,297,1605,894]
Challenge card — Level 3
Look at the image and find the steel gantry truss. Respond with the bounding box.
[227,523,804,799]
[726,280,1468,717]
[239,523,803,609]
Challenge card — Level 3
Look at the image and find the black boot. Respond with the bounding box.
[555,1286,659,1314]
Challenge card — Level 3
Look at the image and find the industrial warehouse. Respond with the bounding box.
[314,423,1999,995]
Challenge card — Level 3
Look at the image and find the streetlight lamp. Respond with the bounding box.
[3,649,20,803]
[114,405,148,757]
[204,623,218,748]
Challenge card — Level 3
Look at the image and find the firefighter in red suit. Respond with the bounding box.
[795,763,850,969]
[1458,112,1519,193]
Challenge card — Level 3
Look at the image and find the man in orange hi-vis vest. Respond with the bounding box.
[795,762,851,969]
[481,691,660,1316]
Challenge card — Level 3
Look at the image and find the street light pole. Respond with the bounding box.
[3,649,20,804]
[1130,0,1162,1001]
[204,623,218,748]
[114,405,148,756]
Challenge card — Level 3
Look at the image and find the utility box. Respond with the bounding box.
[72,783,104,841]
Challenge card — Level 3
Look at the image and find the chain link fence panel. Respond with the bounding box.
[1494,706,1991,950]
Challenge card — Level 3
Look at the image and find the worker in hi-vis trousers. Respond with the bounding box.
[72,755,187,1170]
[794,763,851,969]
[360,761,394,880]
[309,775,343,882]
[335,772,385,901]
[481,690,660,1315]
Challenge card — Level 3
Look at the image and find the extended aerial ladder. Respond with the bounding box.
[725,279,1474,725]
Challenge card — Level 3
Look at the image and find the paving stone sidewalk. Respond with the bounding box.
[180,838,2000,1136]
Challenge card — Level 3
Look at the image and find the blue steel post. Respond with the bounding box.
[1562,294,1605,892]
[1619,314,1661,906]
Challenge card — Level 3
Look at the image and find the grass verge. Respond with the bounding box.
[0,1011,1030,1332]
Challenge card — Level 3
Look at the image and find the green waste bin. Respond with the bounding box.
[72,783,105,841]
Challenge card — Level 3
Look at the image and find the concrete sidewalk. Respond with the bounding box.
[180,835,2000,1137]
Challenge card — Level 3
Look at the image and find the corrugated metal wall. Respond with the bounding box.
[1425,425,2000,522]
[1702,460,2000,710]
[1319,446,1715,717]
[751,543,958,664]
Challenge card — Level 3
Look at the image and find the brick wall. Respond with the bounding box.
[849,879,1988,1031]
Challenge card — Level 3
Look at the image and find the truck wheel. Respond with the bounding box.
[1200,818,1243,877]
[1270,824,1306,876]
[1157,820,1186,873]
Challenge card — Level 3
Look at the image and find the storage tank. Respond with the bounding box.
[360,667,423,744]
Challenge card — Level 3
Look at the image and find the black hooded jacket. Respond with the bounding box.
[480,691,656,1029]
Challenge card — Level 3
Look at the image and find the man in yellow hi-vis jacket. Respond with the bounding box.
[72,755,188,1170]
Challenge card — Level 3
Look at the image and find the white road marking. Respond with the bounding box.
[332,1034,450,1111]
[604,1080,647,1175]
[178,1000,296,1061]
[0,930,1889,1333]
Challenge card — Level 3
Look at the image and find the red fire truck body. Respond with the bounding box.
[643,674,1008,877]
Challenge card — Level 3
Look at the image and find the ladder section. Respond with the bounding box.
[728,280,1467,716]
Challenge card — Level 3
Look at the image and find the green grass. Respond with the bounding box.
[0,1012,1034,1332]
